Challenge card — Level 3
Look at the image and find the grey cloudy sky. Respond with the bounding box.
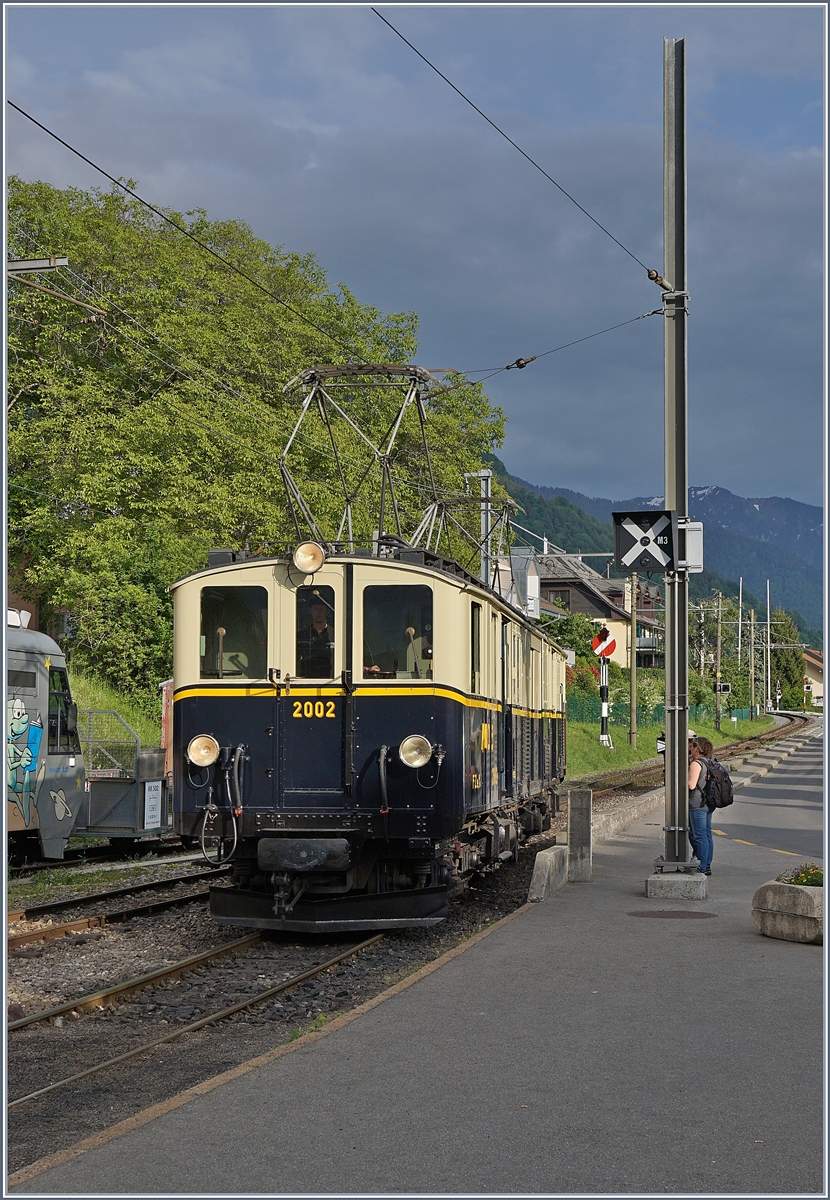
[5,4,825,505]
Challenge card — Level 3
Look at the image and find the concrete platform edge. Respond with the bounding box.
[8,901,535,1191]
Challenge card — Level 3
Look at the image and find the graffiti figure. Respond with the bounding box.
[50,789,73,820]
[7,698,45,825]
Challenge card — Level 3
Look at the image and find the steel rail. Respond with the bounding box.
[8,867,230,923]
[8,935,385,1109]
[576,713,811,798]
[8,933,260,1031]
[8,889,214,950]
[9,838,187,875]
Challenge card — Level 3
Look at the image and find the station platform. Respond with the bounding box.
[12,737,824,1195]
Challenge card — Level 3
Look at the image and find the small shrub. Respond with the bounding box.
[775,862,823,887]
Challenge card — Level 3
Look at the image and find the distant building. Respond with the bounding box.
[502,545,664,668]
[803,648,823,707]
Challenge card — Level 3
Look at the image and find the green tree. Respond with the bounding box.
[8,178,505,708]
[540,611,596,664]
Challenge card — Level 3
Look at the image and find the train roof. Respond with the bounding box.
[6,625,66,658]
[170,545,566,651]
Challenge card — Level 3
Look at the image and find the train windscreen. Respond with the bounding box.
[363,585,433,680]
[200,586,268,679]
[295,586,335,678]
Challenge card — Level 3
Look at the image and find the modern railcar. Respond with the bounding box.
[7,611,85,861]
[171,540,567,932]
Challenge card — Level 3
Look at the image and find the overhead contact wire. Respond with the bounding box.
[371,8,651,274]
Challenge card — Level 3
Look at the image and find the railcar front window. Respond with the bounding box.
[200,587,268,679]
[363,585,433,679]
[296,586,335,678]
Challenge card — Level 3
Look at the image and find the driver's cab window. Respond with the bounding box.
[363,585,433,679]
[296,586,335,678]
[200,586,268,679]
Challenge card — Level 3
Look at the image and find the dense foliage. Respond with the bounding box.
[8,178,505,709]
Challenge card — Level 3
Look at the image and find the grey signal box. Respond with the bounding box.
[613,511,677,573]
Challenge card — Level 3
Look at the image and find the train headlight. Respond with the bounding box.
[293,542,326,574]
[399,734,433,769]
[187,734,220,767]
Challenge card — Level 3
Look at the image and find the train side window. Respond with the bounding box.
[48,668,80,754]
[471,603,481,694]
[7,668,36,693]
[363,585,433,679]
[296,586,335,678]
[200,587,268,679]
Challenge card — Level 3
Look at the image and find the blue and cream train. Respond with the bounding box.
[171,540,568,931]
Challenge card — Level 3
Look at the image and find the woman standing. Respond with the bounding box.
[688,736,715,875]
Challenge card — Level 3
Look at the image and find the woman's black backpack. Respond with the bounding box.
[701,757,734,808]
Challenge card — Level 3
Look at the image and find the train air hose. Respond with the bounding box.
[378,745,390,841]
[199,744,245,866]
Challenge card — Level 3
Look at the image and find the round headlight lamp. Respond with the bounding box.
[187,734,220,767]
[292,542,326,574]
[399,734,433,769]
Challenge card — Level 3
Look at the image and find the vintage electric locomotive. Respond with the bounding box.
[171,540,567,931]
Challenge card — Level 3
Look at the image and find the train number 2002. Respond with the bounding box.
[293,700,336,719]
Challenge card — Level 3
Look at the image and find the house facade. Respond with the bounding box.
[507,546,664,669]
[804,648,823,707]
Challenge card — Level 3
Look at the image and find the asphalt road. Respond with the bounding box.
[713,734,824,861]
[13,729,824,1195]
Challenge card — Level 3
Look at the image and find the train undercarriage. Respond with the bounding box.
[207,792,557,932]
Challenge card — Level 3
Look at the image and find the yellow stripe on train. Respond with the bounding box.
[173,683,562,719]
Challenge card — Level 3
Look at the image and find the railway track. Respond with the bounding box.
[8,934,384,1109]
[8,865,230,926]
[578,712,812,799]
[9,837,187,876]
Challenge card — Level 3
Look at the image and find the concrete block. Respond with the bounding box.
[568,788,592,881]
[751,881,823,945]
[527,845,568,902]
[591,788,663,843]
[644,872,707,900]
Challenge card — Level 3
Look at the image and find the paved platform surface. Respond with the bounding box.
[14,735,824,1196]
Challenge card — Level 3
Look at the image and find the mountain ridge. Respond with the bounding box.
[494,466,823,635]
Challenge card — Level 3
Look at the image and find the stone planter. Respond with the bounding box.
[751,881,823,944]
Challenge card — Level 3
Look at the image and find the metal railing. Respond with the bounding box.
[76,710,140,780]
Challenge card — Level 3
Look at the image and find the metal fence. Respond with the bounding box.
[566,697,715,727]
[77,709,140,779]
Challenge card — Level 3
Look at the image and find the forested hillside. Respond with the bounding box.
[8,178,505,709]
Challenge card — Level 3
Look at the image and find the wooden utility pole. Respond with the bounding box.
[749,609,756,720]
[661,37,690,867]
[628,572,637,746]
[715,592,722,731]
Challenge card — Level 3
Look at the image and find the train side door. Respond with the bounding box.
[500,617,511,798]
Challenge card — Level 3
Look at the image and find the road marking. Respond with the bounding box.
[714,830,805,857]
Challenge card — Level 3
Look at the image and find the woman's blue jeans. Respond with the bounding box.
[688,805,714,870]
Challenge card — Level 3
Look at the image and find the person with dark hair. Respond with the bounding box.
[688,736,714,875]
[297,597,334,678]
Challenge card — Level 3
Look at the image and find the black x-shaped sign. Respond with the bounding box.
[613,510,677,572]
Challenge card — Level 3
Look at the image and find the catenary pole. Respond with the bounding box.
[480,469,492,587]
[662,37,690,866]
[628,572,638,746]
[766,580,771,712]
[737,576,743,666]
[715,592,723,731]
[749,609,756,720]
